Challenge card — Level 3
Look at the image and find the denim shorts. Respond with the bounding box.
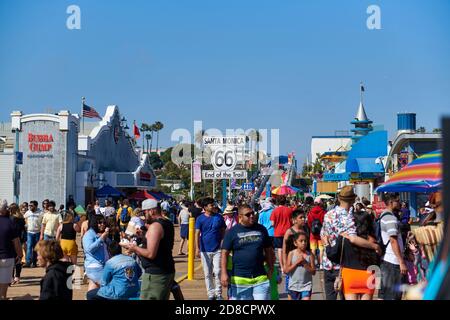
[85,267,104,284]
[229,277,270,300]
[289,290,312,300]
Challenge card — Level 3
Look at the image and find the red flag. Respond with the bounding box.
[134,122,141,139]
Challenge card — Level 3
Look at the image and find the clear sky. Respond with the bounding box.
[1,0,449,164]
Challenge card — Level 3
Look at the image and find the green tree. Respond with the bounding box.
[302,163,313,177]
[160,147,173,165]
[148,124,156,153]
[195,130,207,147]
[145,133,152,153]
[312,153,324,174]
[140,123,151,152]
[149,153,164,170]
[153,121,164,153]
[433,128,442,133]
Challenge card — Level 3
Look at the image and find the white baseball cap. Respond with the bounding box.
[142,199,158,210]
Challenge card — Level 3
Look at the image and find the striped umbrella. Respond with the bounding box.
[376,150,442,193]
[272,185,299,196]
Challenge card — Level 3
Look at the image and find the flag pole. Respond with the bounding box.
[360,82,363,105]
[81,97,85,133]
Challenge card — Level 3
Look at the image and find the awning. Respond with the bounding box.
[346,158,384,173]
[148,191,172,200]
[129,190,156,201]
[95,185,125,198]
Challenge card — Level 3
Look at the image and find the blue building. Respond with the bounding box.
[322,86,387,200]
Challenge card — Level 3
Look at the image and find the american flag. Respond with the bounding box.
[82,103,102,119]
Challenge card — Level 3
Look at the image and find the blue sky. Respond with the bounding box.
[1,0,449,164]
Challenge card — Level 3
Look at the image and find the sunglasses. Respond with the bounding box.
[243,211,255,217]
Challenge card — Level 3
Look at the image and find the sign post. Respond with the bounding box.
[202,135,246,207]
[187,217,195,280]
[222,179,227,210]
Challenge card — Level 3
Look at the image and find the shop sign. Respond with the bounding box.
[28,133,54,152]
[140,172,152,182]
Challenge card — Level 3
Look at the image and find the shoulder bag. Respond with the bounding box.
[334,237,345,292]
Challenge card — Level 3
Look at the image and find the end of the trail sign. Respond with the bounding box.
[202,170,248,180]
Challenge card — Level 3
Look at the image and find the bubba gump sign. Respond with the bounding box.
[28,133,54,152]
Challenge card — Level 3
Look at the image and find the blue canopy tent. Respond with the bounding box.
[95,185,125,198]
[148,191,172,201]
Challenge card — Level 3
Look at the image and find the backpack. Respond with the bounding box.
[375,211,393,256]
[311,218,322,236]
[120,207,130,223]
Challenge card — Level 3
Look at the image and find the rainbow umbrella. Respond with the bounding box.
[376,150,442,193]
[272,185,299,196]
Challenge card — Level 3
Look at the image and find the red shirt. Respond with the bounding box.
[307,205,326,240]
[270,205,293,237]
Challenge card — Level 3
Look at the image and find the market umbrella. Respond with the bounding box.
[318,194,333,200]
[74,205,86,215]
[129,190,156,201]
[95,185,125,198]
[376,150,442,193]
[272,185,299,196]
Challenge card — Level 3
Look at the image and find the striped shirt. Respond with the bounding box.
[380,211,404,265]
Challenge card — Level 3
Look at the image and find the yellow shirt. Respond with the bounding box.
[42,212,62,237]
[116,206,133,226]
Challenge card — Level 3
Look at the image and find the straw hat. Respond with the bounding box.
[223,205,235,215]
[338,185,357,202]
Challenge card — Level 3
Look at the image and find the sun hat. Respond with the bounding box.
[338,185,357,202]
[142,199,158,210]
[223,205,235,215]
[314,197,323,204]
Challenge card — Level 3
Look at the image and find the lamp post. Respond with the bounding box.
[13,128,20,204]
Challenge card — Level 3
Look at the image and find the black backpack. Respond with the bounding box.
[311,218,322,236]
[375,211,393,256]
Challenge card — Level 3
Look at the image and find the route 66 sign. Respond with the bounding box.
[211,147,237,171]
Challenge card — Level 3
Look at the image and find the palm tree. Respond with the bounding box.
[153,121,164,154]
[145,134,152,153]
[194,130,210,164]
[195,130,207,147]
[140,123,150,152]
[148,124,155,153]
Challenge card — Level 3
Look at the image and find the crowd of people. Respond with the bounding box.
[0,186,443,300]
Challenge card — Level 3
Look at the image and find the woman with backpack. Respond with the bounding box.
[307,198,326,269]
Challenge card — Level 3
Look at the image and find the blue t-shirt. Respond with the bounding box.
[258,208,274,237]
[222,223,272,278]
[195,213,226,252]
